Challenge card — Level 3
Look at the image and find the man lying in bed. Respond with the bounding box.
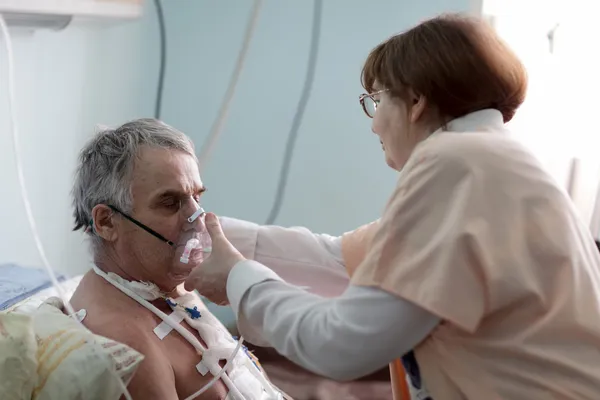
[70,119,286,400]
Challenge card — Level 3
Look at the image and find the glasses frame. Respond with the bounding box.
[359,89,388,118]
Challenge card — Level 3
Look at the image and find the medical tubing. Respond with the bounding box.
[197,0,263,169]
[152,0,167,119]
[93,266,207,353]
[264,0,323,225]
[0,15,133,400]
[219,373,245,400]
[0,15,71,317]
[183,336,245,400]
[93,266,268,400]
[246,355,279,398]
[180,237,200,264]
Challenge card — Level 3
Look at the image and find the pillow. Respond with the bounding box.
[0,312,37,399]
[2,299,145,400]
[31,301,145,400]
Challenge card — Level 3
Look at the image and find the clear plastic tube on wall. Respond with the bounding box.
[0,14,133,400]
[197,0,264,170]
[0,0,276,397]
[263,0,323,225]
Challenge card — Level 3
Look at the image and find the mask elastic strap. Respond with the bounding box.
[107,205,175,247]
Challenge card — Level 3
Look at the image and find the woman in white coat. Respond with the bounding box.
[185,13,600,400]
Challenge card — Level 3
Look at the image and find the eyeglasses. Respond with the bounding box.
[359,89,387,118]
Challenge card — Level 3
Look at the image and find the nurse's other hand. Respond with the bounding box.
[184,212,245,305]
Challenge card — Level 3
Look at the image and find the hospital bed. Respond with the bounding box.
[1,264,143,399]
[1,263,393,400]
[248,344,393,400]
[0,263,82,313]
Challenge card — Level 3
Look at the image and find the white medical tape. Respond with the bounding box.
[196,361,210,376]
[70,308,87,322]
[188,207,205,223]
[153,311,185,340]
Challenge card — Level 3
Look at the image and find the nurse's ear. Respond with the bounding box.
[91,204,119,243]
[408,90,428,123]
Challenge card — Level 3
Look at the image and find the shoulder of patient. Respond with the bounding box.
[73,279,162,347]
[92,311,165,362]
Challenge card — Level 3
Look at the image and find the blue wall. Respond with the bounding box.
[0,19,155,277]
[153,0,477,234]
[147,0,478,327]
[0,0,479,326]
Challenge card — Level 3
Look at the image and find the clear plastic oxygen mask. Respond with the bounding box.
[180,205,212,264]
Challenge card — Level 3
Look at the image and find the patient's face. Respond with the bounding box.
[117,146,206,291]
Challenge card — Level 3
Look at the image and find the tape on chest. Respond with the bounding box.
[153,311,185,340]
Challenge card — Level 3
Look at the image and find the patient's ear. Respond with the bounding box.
[91,205,118,242]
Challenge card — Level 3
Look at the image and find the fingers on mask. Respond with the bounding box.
[205,213,225,239]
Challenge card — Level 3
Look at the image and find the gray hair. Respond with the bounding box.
[72,118,197,248]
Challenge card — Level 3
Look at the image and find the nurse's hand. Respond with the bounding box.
[184,212,245,305]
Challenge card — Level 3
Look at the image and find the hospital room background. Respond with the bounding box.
[1,0,599,397]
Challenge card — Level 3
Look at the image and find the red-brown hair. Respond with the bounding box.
[361,14,527,123]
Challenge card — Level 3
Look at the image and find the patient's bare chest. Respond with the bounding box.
[72,281,230,399]
[152,302,230,400]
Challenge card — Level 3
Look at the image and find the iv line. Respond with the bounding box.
[0,14,133,400]
[91,266,249,399]
[0,0,270,397]
[0,0,265,396]
[197,0,264,170]
[184,1,269,397]
[93,265,280,400]
[264,0,323,225]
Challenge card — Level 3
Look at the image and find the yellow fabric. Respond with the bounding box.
[3,298,144,400]
[31,302,145,400]
[0,312,38,400]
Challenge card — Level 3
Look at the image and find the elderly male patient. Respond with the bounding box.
[70,119,283,400]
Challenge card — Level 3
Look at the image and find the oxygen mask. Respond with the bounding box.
[105,200,212,281]
[179,205,212,265]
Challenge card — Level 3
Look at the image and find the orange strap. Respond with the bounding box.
[390,359,411,400]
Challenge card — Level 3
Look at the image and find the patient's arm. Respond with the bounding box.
[122,341,178,400]
[108,324,178,400]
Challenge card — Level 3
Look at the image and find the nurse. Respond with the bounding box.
[186,13,600,400]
